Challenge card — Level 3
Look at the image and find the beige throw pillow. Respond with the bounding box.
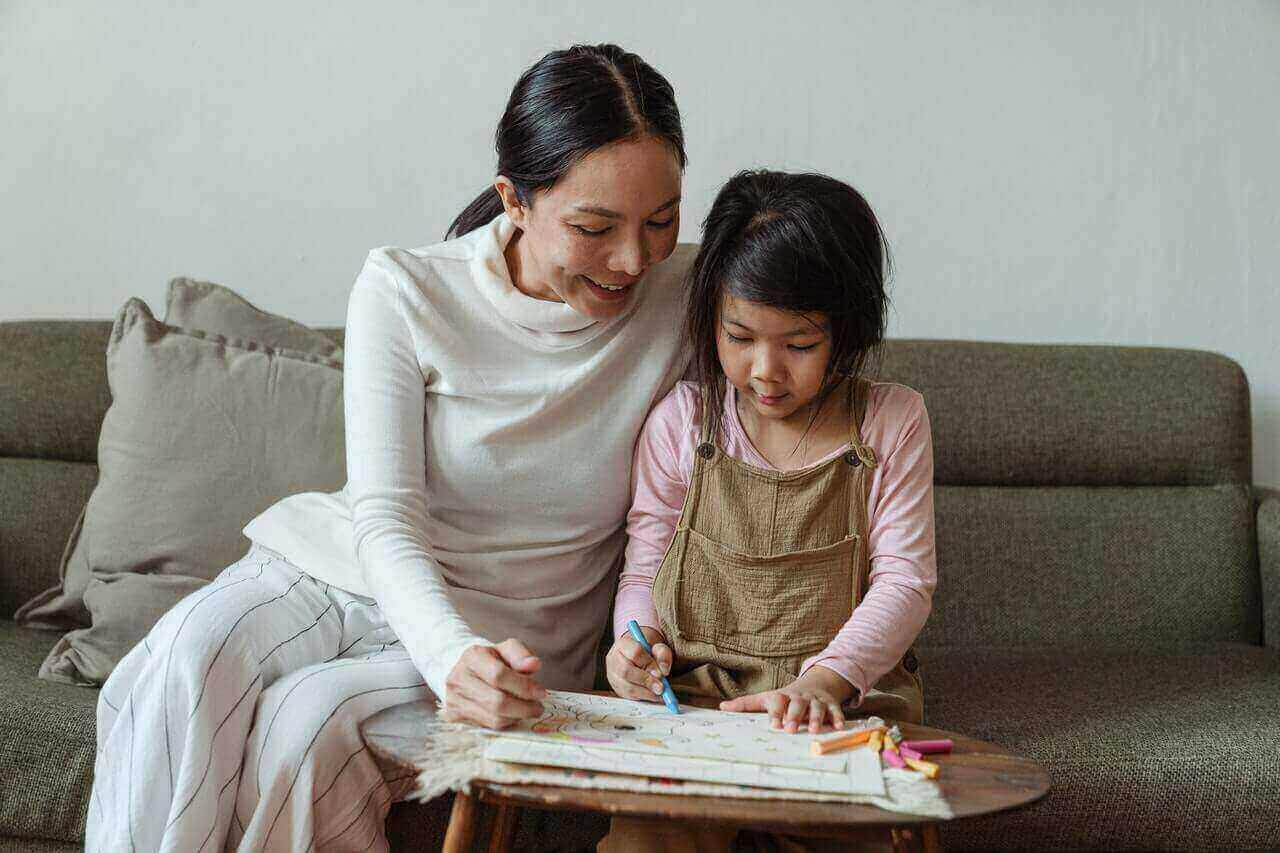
[31,297,345,685]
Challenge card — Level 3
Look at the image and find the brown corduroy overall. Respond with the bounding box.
[652,380,923,724]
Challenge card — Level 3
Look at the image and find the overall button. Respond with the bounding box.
[696,443,715,460]
[843,449,861,466]
[903,650,919,673]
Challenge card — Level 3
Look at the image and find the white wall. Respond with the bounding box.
[3,1,1277,485]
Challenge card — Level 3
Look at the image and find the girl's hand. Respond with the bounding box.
[440,638,548,729]
[718,666,856,733]
[605,626,674,702]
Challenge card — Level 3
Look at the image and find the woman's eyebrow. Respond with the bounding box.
[572,195,682,219]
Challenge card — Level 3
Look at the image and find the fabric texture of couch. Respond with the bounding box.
[1,319,1277,851]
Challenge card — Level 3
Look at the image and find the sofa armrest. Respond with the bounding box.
[1259,487,1280,651]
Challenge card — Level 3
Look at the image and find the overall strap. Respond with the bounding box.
[679,384,718,533]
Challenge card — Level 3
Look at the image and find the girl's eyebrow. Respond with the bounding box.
[572,195,682,220]
[722,318,821,337]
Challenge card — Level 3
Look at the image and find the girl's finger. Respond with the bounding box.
[618,638,658,676]
[808,699,824,733]
[650,643,674,676]
[720,692,770,713]
[767,693,790,730]
[782,695,808,733]
[827,700,846,731]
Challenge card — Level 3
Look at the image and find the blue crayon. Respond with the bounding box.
[625,619,681,714]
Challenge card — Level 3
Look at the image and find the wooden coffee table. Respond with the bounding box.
[362,696,1049,852]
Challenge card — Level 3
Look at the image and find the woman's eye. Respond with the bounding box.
[571,224,609,236]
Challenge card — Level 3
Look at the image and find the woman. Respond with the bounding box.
[87,43,692,852]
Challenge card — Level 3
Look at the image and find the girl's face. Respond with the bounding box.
[716,294,834,425]
[498,135,683,323]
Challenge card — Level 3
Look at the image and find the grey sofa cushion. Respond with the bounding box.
[882,342,1251,487]
[919,484,1260,648]
[17,298,346,685]
[0,459,96,622]
[0,621,96,845]
[921,642,1280,850]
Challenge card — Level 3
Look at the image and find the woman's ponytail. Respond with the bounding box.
[446,187,506,240]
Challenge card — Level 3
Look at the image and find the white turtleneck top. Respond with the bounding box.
[244,214,693,701]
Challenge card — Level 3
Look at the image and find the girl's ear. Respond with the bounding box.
[494,177,527,228]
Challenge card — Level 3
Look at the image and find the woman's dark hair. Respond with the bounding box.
[686,169,892,444]
[446,44,686,239]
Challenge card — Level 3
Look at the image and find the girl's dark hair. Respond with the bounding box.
[447,44,686,239]
[687,169,892,444]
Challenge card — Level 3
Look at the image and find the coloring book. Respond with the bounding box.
[481,690,886,796]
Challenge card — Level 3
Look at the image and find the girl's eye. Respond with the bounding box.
[571,224,609,236]
[647,217,675,229]
[788,343,820,352]
[725,332,750,344]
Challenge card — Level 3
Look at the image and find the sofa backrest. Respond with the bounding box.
[880,341,1258,649]
[0,325,1259,649]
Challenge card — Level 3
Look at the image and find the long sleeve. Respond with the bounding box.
[344,254,487,702]
[613,385,695,642]
[800,393,936,703]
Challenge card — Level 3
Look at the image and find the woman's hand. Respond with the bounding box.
[605,626,674,702]
[440,638,548,729]
[718,665,856,733]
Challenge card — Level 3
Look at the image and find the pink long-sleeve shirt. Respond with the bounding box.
[613,380,937,703]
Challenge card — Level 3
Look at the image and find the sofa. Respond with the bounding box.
[1,319,1277,851]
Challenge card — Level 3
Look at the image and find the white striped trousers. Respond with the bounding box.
[86,546,433,852]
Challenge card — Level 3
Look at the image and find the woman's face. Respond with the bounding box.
[499,135,683,322]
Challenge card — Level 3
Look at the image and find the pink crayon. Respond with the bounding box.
[881,748,907,769]
[899,745,924,761]
[901,739,952,755]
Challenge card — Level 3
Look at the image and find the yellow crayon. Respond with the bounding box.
[904,757,940,779]
[867,730,883,753]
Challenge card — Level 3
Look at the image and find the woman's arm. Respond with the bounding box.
[800,388,937,703]
[343,253,492,702]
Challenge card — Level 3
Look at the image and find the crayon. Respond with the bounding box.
[901,739,952,754]
[882,748,907,769]
[867,730,883,753]
[904,757,940,779]
[900,745,924,761]
[809,725,886,756]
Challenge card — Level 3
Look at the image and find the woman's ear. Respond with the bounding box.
[494,177,527,227]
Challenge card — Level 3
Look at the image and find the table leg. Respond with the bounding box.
[890,825,934,852]
[443,791,478,853]
[486,803,519,853]
[921,824,941,852]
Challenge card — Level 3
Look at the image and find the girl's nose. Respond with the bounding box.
[752,347,786,383]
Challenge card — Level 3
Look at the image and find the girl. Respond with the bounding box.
[606,170,935,739]
[89,44,693,852]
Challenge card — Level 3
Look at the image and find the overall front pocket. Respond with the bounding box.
[672,528,857,659]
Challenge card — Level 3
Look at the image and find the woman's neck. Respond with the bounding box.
[503,228,562,303]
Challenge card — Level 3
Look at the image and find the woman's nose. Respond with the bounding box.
[608,234,648,277]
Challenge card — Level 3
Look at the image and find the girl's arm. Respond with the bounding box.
[613,384,696,641]
[344,253,488,702]
[800,387,937,704]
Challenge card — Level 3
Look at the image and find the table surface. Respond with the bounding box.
[362,696,1050,831]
